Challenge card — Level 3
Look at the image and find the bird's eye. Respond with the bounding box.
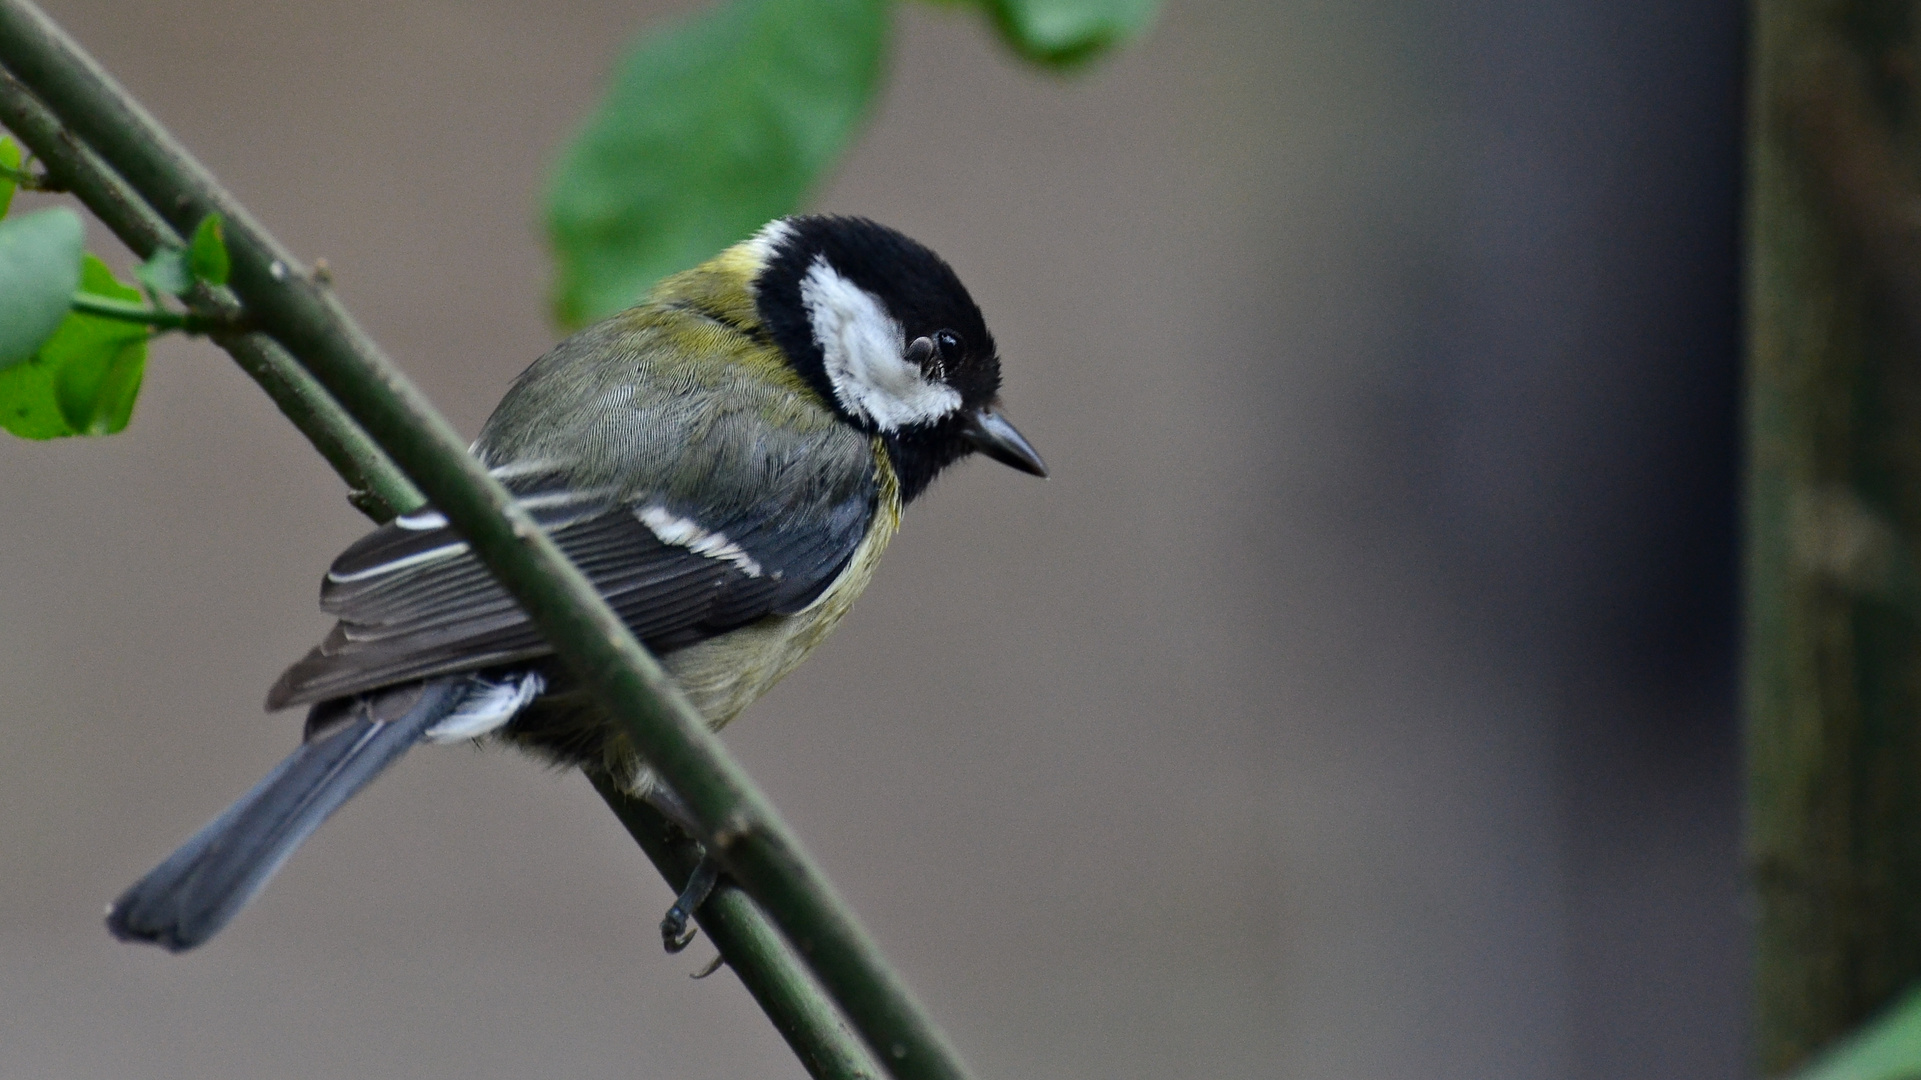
[934,329,964,363]
[904,336,936,369]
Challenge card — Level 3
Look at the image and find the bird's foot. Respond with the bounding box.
[661,853,721,953]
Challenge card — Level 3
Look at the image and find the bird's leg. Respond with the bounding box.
[641,779,723,953]
[661,854,720,953]
[641,781,702,836]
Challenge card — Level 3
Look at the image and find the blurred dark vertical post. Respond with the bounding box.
[1748,0,1921,1071]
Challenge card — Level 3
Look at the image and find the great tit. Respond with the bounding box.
[106,215,1046,952]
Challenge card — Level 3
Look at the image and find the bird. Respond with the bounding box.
[106,215,1047,952]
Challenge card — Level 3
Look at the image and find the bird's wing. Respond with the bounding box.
[265,462,877,710]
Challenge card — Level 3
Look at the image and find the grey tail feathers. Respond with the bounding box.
[106,679,471,952]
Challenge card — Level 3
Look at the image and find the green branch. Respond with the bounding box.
[0,64,420,519]
[592,775,884,1080]
[0,5,974,1079]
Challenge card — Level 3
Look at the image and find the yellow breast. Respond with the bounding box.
[660,439,903,729]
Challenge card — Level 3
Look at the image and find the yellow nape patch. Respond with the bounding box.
[634,240,815,400]
[646,241,764,332]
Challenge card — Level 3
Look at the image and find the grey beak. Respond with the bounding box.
[962,406,1048,477]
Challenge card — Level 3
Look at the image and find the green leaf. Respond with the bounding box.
[978,0,1159,67]
[1793,985,1921,1080]
[0,207,85,370]
[71,253,142,308]
[0,134,21,218]
[53,255,148,434]
[189,213,229,286]
[139,215,229,296]
[137,247,193,296]
[0,254,148,439]
[545,0,887,327]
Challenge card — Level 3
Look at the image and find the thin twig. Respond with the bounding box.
[68,290,235,333]
[0,156,52,189]
[0,5,976,1078]
[0,65,420,519]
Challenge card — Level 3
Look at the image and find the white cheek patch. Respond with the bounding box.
[799,255,962,431]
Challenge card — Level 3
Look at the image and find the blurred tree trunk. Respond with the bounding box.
[1748,0,1921,1072]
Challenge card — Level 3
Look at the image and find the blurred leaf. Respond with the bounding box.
[0,254,148,439]
[138,247,193,296]
[977,0,1159,67]
[545,0,887,327]
[0,134,21,218]
[54,331,145,435]
[0,207,84,370]
[189,213,229,286]
[0,353,72,437]
[1792,986,1921,1080]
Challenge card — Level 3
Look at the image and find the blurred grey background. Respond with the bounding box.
[0,1,1744,1077]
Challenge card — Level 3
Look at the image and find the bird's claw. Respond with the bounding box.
[660,853,721,954]
[661,904,699,953]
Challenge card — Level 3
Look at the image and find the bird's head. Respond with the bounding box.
[750,215,1047,501]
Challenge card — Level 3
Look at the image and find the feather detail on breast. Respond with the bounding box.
[661,439,902,730]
